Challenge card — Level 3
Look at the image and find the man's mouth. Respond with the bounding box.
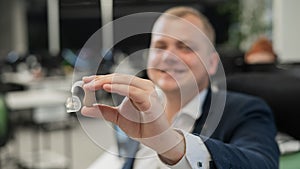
[160,69,187,75]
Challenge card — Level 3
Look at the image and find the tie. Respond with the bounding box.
[122,157,135,169]
[121,140,139,169]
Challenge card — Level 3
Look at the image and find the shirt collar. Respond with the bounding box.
[179,89,208,120]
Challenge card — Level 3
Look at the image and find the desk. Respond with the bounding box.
[4,90,73,169]
[5,90,69,111]
[1,74,76,168]
[2,73,72,91]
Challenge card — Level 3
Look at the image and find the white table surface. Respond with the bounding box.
[5,89,70,110]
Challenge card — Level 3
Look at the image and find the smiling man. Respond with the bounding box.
[81,6,279,169]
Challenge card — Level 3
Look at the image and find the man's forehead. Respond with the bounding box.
[152,15,207,41]
[151,33,197,45]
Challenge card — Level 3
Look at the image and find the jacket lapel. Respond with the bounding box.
[192,88,211,135]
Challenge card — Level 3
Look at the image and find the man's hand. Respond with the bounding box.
[81,74,185,164]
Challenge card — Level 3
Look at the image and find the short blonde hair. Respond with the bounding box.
[162,6,216,44]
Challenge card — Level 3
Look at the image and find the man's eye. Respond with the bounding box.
[155,45,167,49]
[178,44,193,52]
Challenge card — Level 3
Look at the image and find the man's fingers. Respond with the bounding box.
[82,75,97,83]
[104,83,164,124]
[103,83,152,110]
[81,105,119,124]
[85,74,154,91]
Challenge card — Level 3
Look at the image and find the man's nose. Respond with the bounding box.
[162,51,180,65]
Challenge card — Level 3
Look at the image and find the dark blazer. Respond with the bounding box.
[123,90,279,169]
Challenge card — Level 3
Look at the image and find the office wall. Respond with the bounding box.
[273,0,300,63]
[0,0,13,59]
[0,0,28,59]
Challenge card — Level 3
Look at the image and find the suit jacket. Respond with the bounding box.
[122,90,279,169]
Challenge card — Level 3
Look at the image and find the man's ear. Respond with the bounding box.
[207,52,219,76]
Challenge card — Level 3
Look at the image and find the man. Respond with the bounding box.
[243,36,281,73]
[82,6,279,169]
[244,36,277,65]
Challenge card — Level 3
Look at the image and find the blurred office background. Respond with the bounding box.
[0,0,300,168]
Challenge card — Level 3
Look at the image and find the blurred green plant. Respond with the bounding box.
[216,0,272,51]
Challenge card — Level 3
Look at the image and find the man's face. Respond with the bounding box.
[147,14,217,94]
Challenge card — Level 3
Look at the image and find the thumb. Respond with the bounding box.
[81,104,119,124]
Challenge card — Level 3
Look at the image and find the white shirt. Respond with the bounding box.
[133,89,212,169]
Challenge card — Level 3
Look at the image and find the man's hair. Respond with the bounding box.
[162,6,216,44]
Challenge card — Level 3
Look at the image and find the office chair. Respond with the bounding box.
[225,72,300,169]
[0,95,9,146]
[0,94,12,167]
[226,72,300,138]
